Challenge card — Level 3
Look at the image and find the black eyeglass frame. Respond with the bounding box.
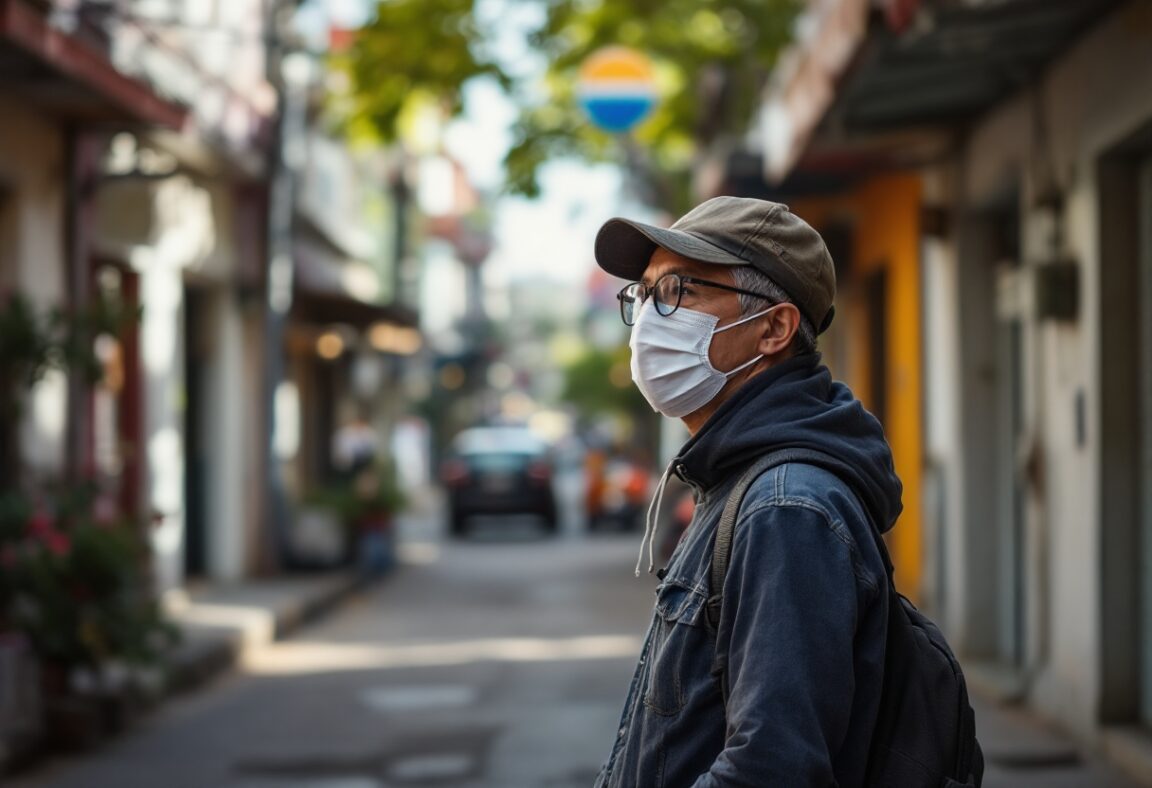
[616,273,777,326]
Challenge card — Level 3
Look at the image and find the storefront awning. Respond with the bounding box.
[292,234,417,329]
[761,0,1120,182]
[0,0,186,129]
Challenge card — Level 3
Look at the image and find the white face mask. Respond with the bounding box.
[629,300,774,418]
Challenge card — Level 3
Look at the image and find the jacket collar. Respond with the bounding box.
[674,353,822,492]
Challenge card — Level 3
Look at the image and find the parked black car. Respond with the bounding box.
[441,426,559,537]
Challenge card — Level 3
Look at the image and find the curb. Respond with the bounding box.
[164,571,368,695]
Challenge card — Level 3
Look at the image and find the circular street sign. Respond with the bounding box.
[577,47,658,134]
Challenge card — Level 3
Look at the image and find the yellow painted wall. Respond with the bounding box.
[793,173,924,601]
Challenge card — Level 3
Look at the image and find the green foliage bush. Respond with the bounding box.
[0,483,177,672]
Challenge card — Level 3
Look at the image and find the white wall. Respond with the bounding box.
[115,0,274,161]
[0,97,68,479]
[97,174,237,591]
[138,255,187,594]
[919,166,963,631]
[201,288,248,582]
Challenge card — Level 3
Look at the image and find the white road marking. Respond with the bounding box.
[359,684,479,712]
[386,753,475,782]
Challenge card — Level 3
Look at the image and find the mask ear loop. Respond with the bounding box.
[711,304,778,377]
[711,303,776,334]
[635,463,675,577]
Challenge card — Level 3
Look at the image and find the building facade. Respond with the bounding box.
[725,0,1152,776]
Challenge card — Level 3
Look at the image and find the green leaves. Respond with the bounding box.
[340,0,511,143]
[342,0,801,210]
[560,344,648,417]
[0,291,138,396]
[522,0,799,208]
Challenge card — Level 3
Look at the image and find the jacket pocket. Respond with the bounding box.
[643,580,705,716]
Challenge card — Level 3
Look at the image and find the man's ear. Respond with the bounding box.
[757,303,801,357]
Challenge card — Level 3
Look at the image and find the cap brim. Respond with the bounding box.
[594,219,747,280]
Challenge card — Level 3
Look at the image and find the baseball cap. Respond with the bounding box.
[594,196,837,333]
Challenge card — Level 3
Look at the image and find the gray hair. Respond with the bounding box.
[731,265,818,355]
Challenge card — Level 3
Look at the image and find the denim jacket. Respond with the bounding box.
[596,356,902,788]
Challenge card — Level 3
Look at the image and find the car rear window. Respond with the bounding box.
[465,452,535,472]
[452,427,547,456]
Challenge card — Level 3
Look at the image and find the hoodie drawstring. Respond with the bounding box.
[635,462,675,577]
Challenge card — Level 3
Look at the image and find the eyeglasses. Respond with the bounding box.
[616,272,775,326]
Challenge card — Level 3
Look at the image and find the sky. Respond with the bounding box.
[443,77,630,291]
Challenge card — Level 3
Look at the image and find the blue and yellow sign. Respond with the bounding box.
[577,47,658,133]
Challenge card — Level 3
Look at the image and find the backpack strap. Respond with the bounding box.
[705,451,792,632]
[706,447,896,701]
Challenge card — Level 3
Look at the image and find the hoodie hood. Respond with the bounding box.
[676,354,903,533]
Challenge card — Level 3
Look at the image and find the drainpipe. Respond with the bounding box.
[1016,83,1060,697]
[63,126,101,484]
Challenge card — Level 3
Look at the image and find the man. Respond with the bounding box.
[592,197,903,787]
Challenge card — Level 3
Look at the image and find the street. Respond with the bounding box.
[13,481,1145,788]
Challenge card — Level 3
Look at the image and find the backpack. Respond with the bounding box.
[704,449,984,787]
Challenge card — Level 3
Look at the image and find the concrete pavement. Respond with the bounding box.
[974,692,1142,787]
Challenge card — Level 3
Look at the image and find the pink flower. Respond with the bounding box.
[93,496,119,527]
[27,510,53,538]
[45,531,70,558]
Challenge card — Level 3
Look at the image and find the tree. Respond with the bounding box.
[339,0,511,144]
[342,0,800,212]
[559,344,648,418]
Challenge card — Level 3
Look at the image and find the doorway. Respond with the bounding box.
[995,295,1027,668]
[1099,136,1152,726]
[957,193,1028,668]
[1139,156,1152,725]
[184,288,209,577]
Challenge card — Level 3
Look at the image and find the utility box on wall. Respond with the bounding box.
[1034,260,1080,322]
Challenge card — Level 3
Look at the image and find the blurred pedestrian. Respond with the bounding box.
[332,410,379,480]
[617,446,652,531]
[591,198,912,786]
[583,444,608,530]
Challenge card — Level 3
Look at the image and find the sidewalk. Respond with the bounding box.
[163,570,367,693]
[974,691,1146,786]
[4,570,368,783]
[164,490,443,694]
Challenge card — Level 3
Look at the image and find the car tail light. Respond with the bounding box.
[526,460,552,483]
[441,459,470,486]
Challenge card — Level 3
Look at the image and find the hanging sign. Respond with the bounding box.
[577,47,658,133]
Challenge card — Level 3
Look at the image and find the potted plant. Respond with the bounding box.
[0,290,164,755]
[296,459,406,575]
[0,483,177,750]
[347,460,406,576]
